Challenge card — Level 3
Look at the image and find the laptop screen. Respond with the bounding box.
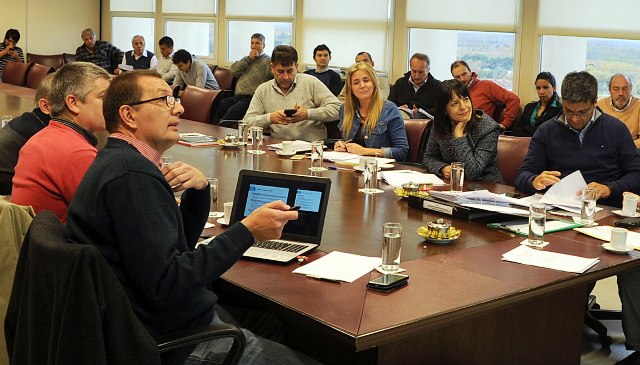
[230,170,332,244]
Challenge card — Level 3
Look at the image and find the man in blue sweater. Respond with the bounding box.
[66,69,318,364]
[515,71,640,208]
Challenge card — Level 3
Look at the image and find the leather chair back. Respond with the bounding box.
[63,53,76,64]
[404,119,432,163]
[213,66,235,91]
[2,62,33,86]
[497,135,531,186]
[26,53,64,69]
[26,63,55,89]
[181,85,223,124]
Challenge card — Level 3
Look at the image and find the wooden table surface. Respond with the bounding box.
[167,119,640,365]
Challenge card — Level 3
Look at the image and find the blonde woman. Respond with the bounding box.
[334,62,408,161]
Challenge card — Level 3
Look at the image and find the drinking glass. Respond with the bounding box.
[247,126,265,154]
[528,202,546,246]
[309,140,326,171]
[1,115,11,128]
[237,121,248,145]
[207,178,224,218]
[382,222,402,271]
[580,188,597,225]
[450,162,464,193]
[362,159,380,194]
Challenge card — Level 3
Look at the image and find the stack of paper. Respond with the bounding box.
[268,140,314,152]
[292,251,381,283]
[430,190,527,207]
[538,170,601,214]
[575,226,640,249]
[502,245,600,273]
[177,133,219,147]
[379,170,444,188]
[322,151,395,166]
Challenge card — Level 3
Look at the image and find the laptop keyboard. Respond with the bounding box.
[253,240,307,252]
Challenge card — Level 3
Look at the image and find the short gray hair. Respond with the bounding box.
[410,53,431,68]
[49,62,110,117]
[609,73,632,91]
[561,71,598,104]
[34,72,55,103]
[251,33,265,44]
[81,28,95,39]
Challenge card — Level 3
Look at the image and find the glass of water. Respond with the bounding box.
[362,159,381,194]
[247,126,265,154]
[450,162,464,193]
[207,178,224,218]
[1,115,11,128]
[237,121,248,145]
[580,188,597,225]
[309,140,326,171]
[382,222,402,272]
[528,202,546,246]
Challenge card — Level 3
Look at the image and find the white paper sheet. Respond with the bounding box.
[539,170,587,208]
[292,251,381,283]
[323,151,395,165]
[268,140,314,152]
[502,245,599,273]
[379,170,445,187]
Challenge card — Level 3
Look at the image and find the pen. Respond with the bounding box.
[289,205,301,211]
[306,274,342,284]
[328,166,352,171]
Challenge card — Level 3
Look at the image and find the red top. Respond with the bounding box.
[469,78,520,128]
[12,121,97,222]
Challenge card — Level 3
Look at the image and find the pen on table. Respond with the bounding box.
[288,205,301,211]
[548,210,578,218]
[328,166,352,171]
[306,274,343,284]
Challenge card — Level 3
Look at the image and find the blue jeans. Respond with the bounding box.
[182,310,320,365]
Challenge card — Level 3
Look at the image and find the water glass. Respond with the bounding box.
[161,155,173,169]
[382,222,402,272]
[450,162,465,193]
[1,115,11,128]
[309,140,326,171]
[528,202,546,246]
[207,178,224,218]
[362,159,379,193]
[237,121,248,145]
[247,126,265,154]
[580,188,597,225]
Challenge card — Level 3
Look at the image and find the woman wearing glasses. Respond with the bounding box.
[422,79,503,183]
[512,72,562,137]
[334,62,408,161]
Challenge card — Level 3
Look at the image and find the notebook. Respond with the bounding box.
[230,169,332,262]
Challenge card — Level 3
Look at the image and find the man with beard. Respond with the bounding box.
[597,74,640,148]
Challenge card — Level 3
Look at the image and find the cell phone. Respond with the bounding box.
[615,217,640,229]
[284,109,296,117]
[367,273,409,292]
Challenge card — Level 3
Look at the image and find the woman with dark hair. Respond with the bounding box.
[422,79,503,183]
[512,71,562,137]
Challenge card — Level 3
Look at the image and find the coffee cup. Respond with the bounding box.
[611,227,628,251]
[223,202,233,224]
[281,140,294,155]
[622,194,639,217]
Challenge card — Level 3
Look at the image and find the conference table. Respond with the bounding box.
[2,83,638,364]
[168,119,640,365]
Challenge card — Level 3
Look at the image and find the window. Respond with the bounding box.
[111,17,155,53]
[166,21,215,58]
[406,0,519,90]
[301,0,390,72]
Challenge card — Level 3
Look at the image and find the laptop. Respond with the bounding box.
[230,169,332,262]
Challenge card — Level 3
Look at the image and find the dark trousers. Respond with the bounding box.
[214,95,253,124]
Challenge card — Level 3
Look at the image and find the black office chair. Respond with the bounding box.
[5,211,246,365]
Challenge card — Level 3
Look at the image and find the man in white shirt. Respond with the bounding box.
[114,35,157,75]
[155,36,177,84]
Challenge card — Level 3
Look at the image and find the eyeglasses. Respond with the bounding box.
[128,95,180,108]
[563,106,593,118]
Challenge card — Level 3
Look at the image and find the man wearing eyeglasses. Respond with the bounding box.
[12,62,111,222]
[66,69,319,364]
[515,71,640,208]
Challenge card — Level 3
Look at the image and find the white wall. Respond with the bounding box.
[0,0,99,55]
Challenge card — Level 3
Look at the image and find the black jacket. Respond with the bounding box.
[389,71,441,115]
[511,93,562,137]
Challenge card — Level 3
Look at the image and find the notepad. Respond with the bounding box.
[502,245,599,273]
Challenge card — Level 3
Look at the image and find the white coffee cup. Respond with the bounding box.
[223,202,233,223]
[281,140,294,154]
[622,194,639,217]
[611,227,628,251]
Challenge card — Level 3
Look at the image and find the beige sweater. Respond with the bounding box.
[598,96,640,148]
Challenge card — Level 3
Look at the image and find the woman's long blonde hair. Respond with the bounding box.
[342,62,384,136]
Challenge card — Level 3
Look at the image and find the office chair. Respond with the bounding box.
[497,135,531,186]
[5,211,246,365]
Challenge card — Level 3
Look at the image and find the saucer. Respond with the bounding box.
[424,236,459,245]
[219,142,240,149]
[216,218,230,226]
[612,210,640,218]
[276,150,296,157]
[602,242,634,254]
[353,166,381,172]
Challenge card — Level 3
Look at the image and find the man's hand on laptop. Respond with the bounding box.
[242,201,299,242]
[532,170,561,190]
[162,161,208,192]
